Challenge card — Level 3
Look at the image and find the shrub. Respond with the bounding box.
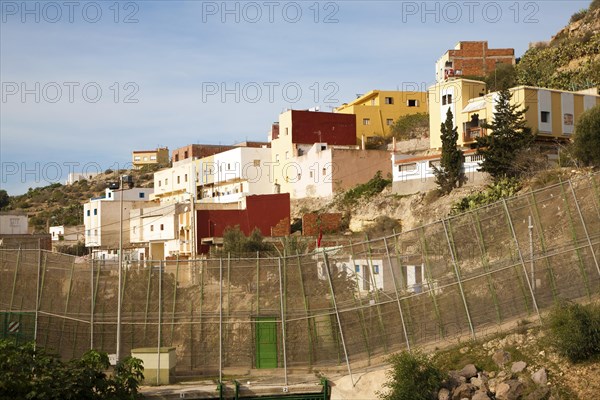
[389,113,429,140]
[378,351,444,400]
[572,104,600,167]
[451,178,521,214]
[547,301,600,363]
[339,171,391,207]
[569,9,588,23]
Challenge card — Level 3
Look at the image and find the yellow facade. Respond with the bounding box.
[428,79,600,149]
[335,90,427,142]
[132,147,169,169]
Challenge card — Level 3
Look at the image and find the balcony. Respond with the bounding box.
[463,127,486,143]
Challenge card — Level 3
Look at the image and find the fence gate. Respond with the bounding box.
[255,317,277,369]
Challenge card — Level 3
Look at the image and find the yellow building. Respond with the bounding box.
[335,90,428,143]
[132,147,169,169]
[428,79,600,149]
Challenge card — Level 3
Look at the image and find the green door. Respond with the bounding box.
[255,317,277,369]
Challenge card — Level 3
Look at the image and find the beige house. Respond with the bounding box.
[132,147,169,169]
[428,78,600,150]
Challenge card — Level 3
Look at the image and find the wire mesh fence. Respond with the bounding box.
[1,174,599,386]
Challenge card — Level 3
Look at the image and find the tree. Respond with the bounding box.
[475,89,535,180]
[389,113,429,140]
[572,104,600,166]
[0,190,9,210]
[0,339,144,399]
[433,108,464,194]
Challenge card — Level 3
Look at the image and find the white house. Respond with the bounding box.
[391,149,486,195]
[84,187,154,249]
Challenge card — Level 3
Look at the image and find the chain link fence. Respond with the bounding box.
[1,174,599,386]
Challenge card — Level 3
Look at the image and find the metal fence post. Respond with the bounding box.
[502,199,542,323]
[322,252,354,387]
[90,256,94,350]
[277,258,288,386]
[569,180,600,278]
[219,257,223,383]
[34,249,42,349]
[157,260,163,386]
[442,219,476,340]
[383,236,411,351]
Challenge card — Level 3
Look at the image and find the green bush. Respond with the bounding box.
[547,301,600,363]
[0,339,144,399]
[451,178,521,215]
[339,171,391,207]
[378,351,444,400]
[569,9,588,23]
[389,113,429,140]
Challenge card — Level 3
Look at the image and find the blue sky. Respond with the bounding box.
[0,0,590,194]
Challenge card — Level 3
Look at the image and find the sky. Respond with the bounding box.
[0,0,591,195]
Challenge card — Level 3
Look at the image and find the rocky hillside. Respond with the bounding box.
[5,168,155,233]
[516,0,600,91]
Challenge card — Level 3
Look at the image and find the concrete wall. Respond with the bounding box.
[0,213,28,235]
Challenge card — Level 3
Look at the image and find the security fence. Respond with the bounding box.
[1,174,599,386]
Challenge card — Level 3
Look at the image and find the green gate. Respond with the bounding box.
[255,317,277,369]
[1,312,35,344]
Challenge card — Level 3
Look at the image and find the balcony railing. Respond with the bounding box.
[464,127,486,142]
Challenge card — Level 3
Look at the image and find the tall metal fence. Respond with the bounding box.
[1,174,599,386]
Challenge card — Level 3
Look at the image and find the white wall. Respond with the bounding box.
[289,143,334,199]
[0,214,28,235]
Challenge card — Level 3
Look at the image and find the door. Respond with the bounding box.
[255,317,277,369]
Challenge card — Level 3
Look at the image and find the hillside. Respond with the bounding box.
[516,1,600,91]
[4,167,155,233]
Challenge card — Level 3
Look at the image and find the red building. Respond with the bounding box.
[271,110,357,146]
[437,41,515,82]
[196,193,290,253]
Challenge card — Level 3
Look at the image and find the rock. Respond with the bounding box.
[459,364,478,379]
[452,383,476,400]
[488,378,498,394]
[472,391,492,400]
[525,386,551,400]
[446,371,467,390]
[438,388,450,400]
[488,371,496,378]
[495,379,524,400]
[511,361,527,373]
[532,368,548,386]
[471,375,488,391]
[459,347,469,354]
[493,349,511,367]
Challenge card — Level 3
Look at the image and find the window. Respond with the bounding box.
[310,171,314,178]
[321,145,326,151]
[285,127,289,135]
[355,265,360,273]
[407,99,418,107]
[177,176,180,184]
[564,113,573,126]
[399,163,417,173]
[185,174,188,182]
[370,99,375,105]
[363,118,370,125]
[275,154,280,162]
[134,156,140,161]
[227,163,231,170]
[150,225,154,232]
[165,178,168,185]
[386,119,394,126]
[322,167,327,176]
[158,180,161,187]
[86,210,90,217]
[285,151,289,159]
[175,154,179,162]
[253,159,260,167]
[160,224,164,231]
[86,229,90,236]
[373,265,380,274]
[93,209,97,216]
[442,94,452,105]
[447,94,452,104]
[385,97,394,105]
[108,192,112,198]
[541,111,550,123]
[184,151,188,158]
[150,155,156,160]
[143,156,148,161]
[139,192,145,199]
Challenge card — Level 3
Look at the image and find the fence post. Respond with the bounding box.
[277,258,288,386]
[442,219,476,340]
[322,252,354,387]
[157,260,163,386]
[569,180,600,278]
[219,257,223,383]
[383,236,411,351]
[90,256,94,350]
[34,249,42,349]
[502,199,542,323]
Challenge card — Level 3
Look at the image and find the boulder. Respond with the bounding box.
[472,391,492,400]
[438,388,450,400]
[459,364,478,379]
[493,349,511,367]
[511,361,527,374]
[451,383,476,400]
[495,379,524,400]
[532,368,548,386]
[470,376,488,391]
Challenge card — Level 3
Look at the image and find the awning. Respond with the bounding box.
[462,100,487,113]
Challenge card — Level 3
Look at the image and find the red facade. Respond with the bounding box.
[196,194,290,253]
[290,110,356,145]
